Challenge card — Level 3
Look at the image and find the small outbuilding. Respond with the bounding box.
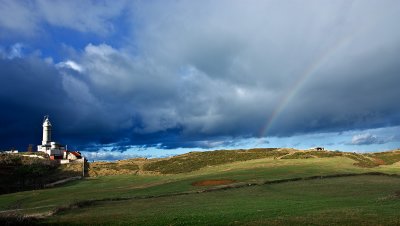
[67,151,82,160]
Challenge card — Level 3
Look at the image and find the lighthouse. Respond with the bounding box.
[42,115,52,145]
[37,115,66,158]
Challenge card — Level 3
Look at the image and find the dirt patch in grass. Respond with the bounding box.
[191,179,236,186]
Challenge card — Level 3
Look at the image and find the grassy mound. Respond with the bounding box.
[143,148,286,174]
[281,150,343,159]
[368,150,400,165]
[344,153,379,168]
[140,149,400,174]
[280,150,400,168]
[89,161,140,177]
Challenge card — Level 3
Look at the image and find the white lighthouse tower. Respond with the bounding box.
[42,115,52,145]
[37,115,66,158]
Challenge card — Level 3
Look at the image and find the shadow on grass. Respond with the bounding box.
[0,213,39,226]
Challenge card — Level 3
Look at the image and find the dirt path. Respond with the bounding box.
[0,205,55,214]
[44,176,82,188]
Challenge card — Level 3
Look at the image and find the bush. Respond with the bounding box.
[0,154,22,165]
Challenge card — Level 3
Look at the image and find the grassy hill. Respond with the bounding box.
[1,148,400,225]
[141,148,400,173]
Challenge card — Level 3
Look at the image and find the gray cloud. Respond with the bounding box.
[350,133,393,145]
[1,1,400,151]
[125,0,400,137]
[0,0,127,36]
[0,0,39,36]
[37,0,127,35]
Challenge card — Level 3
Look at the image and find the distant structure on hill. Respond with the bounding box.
[3,149,18,153]
[37,115,83,163]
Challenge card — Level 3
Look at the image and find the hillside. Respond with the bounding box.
[1,148,400,225]
[87,148,400,176]
[0,153,83,194]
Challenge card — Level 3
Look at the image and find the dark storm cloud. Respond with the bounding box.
[1,0,400,151]
[0,56,68,149]
[0,53,136,150]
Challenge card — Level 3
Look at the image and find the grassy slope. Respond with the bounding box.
[88,159,140,177]
[0,149,399,224]
[0,154,82,195]
[0,157,398,214]
[47,175,400,225]
[143,148,285,174]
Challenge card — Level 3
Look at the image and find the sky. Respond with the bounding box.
[1,0,400,160]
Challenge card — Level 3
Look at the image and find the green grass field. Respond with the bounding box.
[47,175,400,225]
[1,149,400,225]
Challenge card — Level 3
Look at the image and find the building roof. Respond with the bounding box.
[69,151,82,157]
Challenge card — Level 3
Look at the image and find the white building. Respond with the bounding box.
[37,116,66,159]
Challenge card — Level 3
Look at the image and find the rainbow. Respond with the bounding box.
[259,35,354,137]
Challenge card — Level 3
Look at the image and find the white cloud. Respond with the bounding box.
[81,150,142,161]
[56,60,84,72]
